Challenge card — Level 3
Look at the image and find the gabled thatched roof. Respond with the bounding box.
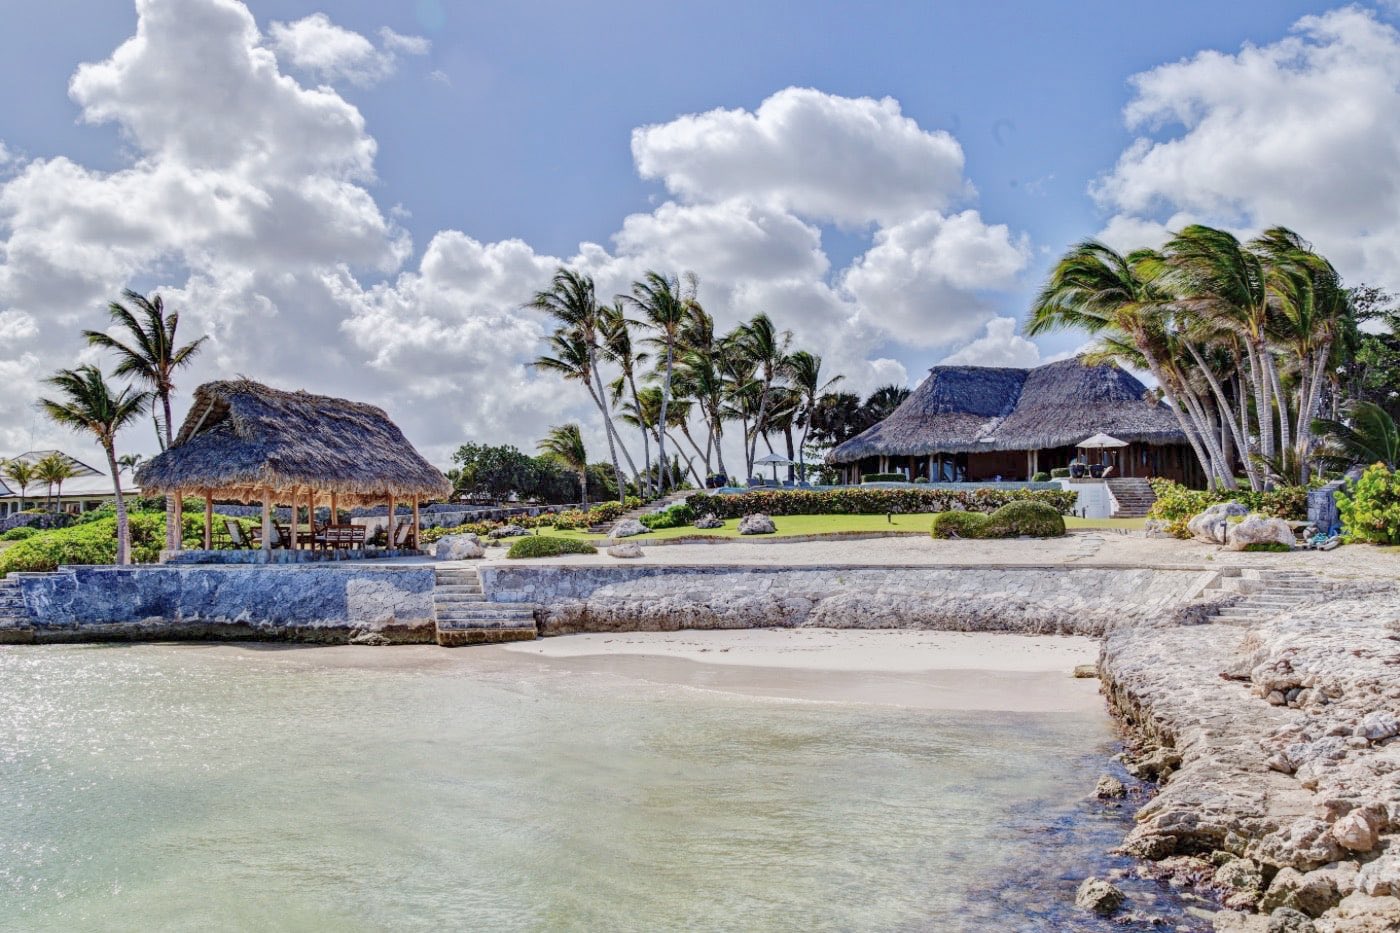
[828,357,1185,463]
[136,380,450,505]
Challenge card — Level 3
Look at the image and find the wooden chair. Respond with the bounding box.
[321,524,366,551]
[225,518,251,549]
[391,519,415,550]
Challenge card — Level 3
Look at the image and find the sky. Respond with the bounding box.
[2,0,1399,471]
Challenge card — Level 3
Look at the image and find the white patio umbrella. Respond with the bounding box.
[753,452,795,483]
[1076,433,1128,472]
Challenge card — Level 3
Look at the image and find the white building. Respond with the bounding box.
[0,450,138,518]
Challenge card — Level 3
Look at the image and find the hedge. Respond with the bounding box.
[861,473,906,483]
[1147,479,1310,538]
[687,487,1077,519]
[982,501,1066,538]
[0,511,261,577]
[506,536,597,559]
[930,511,989,539]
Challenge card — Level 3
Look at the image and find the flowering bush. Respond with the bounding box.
[1147,480,1310,538]
[687,487,1077,518]
[639,502,696,530]
[1335,464,1400,545]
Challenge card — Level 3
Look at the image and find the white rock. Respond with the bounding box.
[1356,710,1399,742]
[1074,877,1123,915]
[1331,810,1379,852]
[1187,501,1247,544]
[1357,853,1400,897]
[737,513,776,535]
[606,542,644,559]
[1225,514,1295,551]
[694,513,724,530]
[434,534,484,561]
[608,519,647,539]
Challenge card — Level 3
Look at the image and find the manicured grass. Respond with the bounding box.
[551,512,1147,541]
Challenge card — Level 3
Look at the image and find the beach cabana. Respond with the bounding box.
[135,380,450,556]
[827,357,1203,486]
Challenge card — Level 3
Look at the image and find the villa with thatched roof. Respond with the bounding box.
[136,380,450,555]
[827,357,1203,486]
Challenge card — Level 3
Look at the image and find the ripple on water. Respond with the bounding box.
[0,645,1205,932]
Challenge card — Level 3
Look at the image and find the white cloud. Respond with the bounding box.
[939,317,1041,368]
[380,27,430,56]
[0,1,1029,469]
[1095,7,1400,290]
[632,86,971,226]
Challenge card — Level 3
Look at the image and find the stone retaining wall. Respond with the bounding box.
[8,565,436,644]
[478,564,1227,637]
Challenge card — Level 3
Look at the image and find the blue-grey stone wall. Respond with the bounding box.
[14,565,436,643]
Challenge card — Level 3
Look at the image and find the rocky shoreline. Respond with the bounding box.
[1097,581,1400,932]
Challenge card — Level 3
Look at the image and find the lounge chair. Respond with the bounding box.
[391,519,416,550]
[225,518,252,549]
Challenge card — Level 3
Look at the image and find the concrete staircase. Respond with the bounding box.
[588,491,693,535]
[432,566,537,646]
[1210,571,1316,627]
[1106,478,1157,518]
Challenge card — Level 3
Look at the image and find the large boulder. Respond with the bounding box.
[608,519,647,539]
[488,524,529,539]
[737,513,776,535]
[434,534,484,561]
[694,513,724,530]
[1188,501,1248,544]
[1226,514,1296,551]
[606,542,644,559]
[1074,877,1124,915]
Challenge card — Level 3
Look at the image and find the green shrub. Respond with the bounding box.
[930,511,989,539]
[506,535,597,559]
[861,473,906,483]
[1031,471,1050,482]
[913,476,928,484]
[1242,542,1292,552]
[981,501,1066,538]
[1147,479,1311,539]
[0,526,38,541]
[587,501,626,524]
[687,487,1077,520]
[1050,468,1070,478]
[1336,464,1400,544]
[639,502,696,530]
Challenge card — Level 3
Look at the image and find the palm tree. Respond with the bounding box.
[538,423,589,509]
[34,453,78,513]
[2,459,35,512]
[1313,402,1399,472]
[1028,239,1234,489]
[39,366,150,565]
[784,350,843,481]
[624,271,699,494]
[117,453,144,478]
[528,269,636,503]
[600,302,653,497]
[84,289,206,550]
[732,313,792,472]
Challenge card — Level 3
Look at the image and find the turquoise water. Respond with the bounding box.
[0,644,1190,932]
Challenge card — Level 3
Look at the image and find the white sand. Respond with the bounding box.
[502,627,1096,672]
[492,628,1104,713]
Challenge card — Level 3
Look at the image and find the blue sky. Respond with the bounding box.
[1,0,1398,463]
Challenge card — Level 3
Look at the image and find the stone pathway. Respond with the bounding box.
[1210,570,1318,626]
[432,565,537,646]
[1066,532,1106,562]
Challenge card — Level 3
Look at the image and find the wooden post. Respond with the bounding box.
[330,492,338,527]
[411,495,420,551]
[261,489,272,558]
[203,494,213,550]
[386,494,396,550]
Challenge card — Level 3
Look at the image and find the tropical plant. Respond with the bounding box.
[38,366,150,565]
[930,511,989,539]
[2,459,35,512]
[505,536,597,559]
[623,270,699,494]
[116,453,144,477]
[687,486,1077,519]
[528,269,635,503]
[537,423,590,509]
[1312,401,1400,472]
[33,453,79,513]
[1335,463,1400,545]
[84,289,206,550]
[784,350,842,481]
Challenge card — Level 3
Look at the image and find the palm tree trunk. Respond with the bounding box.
[1264,349,1291,458]
[160,392,181,552]
[1179,381,1236,488]
[666,432,704,486]
[104,444,130,566]
[1246,340,1274,460]
[1140,345,1220,491]
[1184,340,1258,489]
[585,351,629,503]
[579,469,588,510]
[657,340,674,494]
[784,425,796,482]
[625,373,653,498]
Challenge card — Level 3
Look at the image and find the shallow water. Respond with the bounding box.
[0,644,1198,932]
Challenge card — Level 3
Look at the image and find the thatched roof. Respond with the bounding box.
[136,380,450,505]
[828,357,1185,463]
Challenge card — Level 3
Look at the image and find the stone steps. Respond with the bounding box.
[1208,572,1318,627]
[432,566,536,646]
[591,492,692,535]
[1106,478,1156,518]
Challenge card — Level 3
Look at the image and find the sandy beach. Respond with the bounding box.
[495,628,1103,713]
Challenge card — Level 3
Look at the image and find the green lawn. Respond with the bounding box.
[550,513,1146,541]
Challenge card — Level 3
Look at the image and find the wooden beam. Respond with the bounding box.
[203,493,213,550]
[330,492,338,527]
[261,489,271,557]
[411,495,420,551]
[386,493,396,551]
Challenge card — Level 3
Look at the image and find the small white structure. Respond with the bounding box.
[0,450,132,518]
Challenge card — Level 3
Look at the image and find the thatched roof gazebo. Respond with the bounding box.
[828,358,1199,485]
[137,380,450,555]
